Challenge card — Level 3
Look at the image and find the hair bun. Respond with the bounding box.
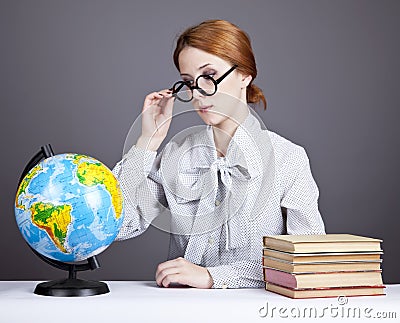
[247,84,267,110]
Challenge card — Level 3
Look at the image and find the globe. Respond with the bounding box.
[14,153,124,263]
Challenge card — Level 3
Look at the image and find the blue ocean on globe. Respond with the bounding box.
[15,153,124,262]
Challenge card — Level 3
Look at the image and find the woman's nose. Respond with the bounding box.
[192,88,205,100]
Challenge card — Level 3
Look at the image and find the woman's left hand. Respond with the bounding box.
[155,257,213,288]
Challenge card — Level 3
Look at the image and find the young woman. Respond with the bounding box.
[113,19,325,289]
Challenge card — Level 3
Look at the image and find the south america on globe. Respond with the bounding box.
[15,153,124,262]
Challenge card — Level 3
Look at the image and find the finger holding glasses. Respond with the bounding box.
[136,89,175,151]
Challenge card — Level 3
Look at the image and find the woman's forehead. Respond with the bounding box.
[178,47,229,74]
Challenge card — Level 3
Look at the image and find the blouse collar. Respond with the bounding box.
[180,108,264,179]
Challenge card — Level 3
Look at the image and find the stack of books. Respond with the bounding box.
[262,234,385,298]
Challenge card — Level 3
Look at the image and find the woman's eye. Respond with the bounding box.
[203,71,216,78]
[183,80,194,85]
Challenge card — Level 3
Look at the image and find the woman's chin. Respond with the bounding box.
[198,113,226,126]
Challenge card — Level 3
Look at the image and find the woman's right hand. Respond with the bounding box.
[136,89,175,151]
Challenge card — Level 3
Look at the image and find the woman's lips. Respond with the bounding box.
[198,105,213,113]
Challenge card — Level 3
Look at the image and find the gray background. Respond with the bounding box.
[1,0,399,283]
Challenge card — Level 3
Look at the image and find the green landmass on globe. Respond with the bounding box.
[30,202,72,253]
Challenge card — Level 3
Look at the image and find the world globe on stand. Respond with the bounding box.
[15,153,124,263]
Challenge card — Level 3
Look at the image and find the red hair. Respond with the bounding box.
[173,19,267,110]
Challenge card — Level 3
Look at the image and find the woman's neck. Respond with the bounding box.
[213,126,234,158]
[212,108,249,158]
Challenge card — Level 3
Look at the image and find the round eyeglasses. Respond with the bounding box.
[170,65,238,102]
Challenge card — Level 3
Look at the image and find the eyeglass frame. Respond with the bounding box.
[170,64,238,102]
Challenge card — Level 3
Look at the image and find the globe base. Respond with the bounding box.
[34,278,110,297]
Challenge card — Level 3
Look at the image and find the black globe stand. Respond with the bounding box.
[19,144,110,297]
[32,249,109,297]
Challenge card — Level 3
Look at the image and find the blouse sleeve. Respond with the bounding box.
[280,146,326,234]
[112,145,167,241]
[207,260,264,289]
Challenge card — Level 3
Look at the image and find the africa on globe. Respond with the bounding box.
[15,153,124,263]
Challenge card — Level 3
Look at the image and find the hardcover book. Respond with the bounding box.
[263,267,383,289]
[263,234,382,253]
[262,257,382,273]
[262,248,383,263]
[265,283,386,299]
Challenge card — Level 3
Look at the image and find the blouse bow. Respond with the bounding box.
[176,151,258,264]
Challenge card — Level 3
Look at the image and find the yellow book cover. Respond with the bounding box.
[263,234,382,253]
[265,283,386,299]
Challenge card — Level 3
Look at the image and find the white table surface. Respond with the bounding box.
[0,281,399,323]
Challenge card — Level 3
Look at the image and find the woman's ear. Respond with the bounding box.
[241,74,252,88]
